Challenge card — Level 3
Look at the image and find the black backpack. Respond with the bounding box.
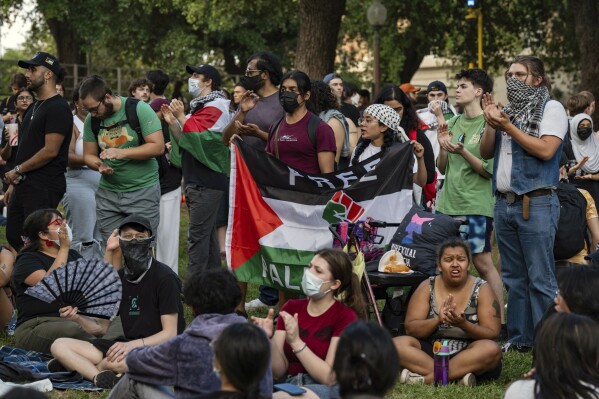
[554,183,588,260]
[90,97,169,178]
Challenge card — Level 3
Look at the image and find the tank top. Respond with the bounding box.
[426,276,486,340]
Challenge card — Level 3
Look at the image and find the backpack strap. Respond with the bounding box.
[125,97,143,144]
[307,113,320,149]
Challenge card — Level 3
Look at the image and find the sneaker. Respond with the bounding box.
[459,373,477,387]
[93,370,121,389]
[502,342,532,353]
[47,358,67,373]
[399,368,424,385]
[245,298,271,311]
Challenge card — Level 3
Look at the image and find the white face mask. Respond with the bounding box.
[188,78,203,98]
[351,93,360,107]
[301,269,331,299]
[51,224,73,247]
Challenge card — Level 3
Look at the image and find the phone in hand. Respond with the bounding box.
[274,383,307,396]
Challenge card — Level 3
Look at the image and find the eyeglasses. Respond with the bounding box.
[358,117,377,126]
[245,68,263,77]
[17,96,33,102]
[504,71,530,82]
[118,233,151,242]
[84,98,105,114]
[47,218,64,227]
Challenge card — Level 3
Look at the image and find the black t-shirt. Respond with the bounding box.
[339,103,360,126]
[159,121,183,195]
[13,249,82,327]
[182,150,228,191]
[1,95,16,115]
[15,95,72,192]
[189,391,246,399]
[118,259,185,339]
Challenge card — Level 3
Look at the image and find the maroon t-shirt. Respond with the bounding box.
[276,299,358,376]
[266,111,336,174]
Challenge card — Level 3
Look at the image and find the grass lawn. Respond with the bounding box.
[0,204,530,398]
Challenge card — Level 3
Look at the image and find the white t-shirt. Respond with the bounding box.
[496,100,568,193]
[351,143,418,173]
[504,379,599,399]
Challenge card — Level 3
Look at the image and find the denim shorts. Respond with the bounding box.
[456,215,493,254]
[286,373,339,399]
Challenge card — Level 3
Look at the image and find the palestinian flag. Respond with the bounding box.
[226,139,414,293]
[179,97,231,175]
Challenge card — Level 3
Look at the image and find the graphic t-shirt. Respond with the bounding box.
[436,114,495,218]
[13,249,82,327]
[15,95,73,192]
[265,112,336,174]
[118,259,185,340]
[276,299,357,376]
[82,96,160,192]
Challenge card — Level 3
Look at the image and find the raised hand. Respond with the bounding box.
[251,308,275,338]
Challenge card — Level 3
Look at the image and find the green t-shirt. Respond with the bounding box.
[83,97,160,192]
[435,113,495,218]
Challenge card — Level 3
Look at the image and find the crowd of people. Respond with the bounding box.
[0,48,598,398]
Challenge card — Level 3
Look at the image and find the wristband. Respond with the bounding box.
[292,342,307,354]
[14,165,22,175]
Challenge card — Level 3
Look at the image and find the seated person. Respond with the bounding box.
[193,323,271,399]
[252,248,367,399]
[50,215,185,389]
[333,321,399,399]
[13,209,96,353]
[394,238,502,387]
[505,313,599,399]
[108,268,272,399]
[0,245,15,332]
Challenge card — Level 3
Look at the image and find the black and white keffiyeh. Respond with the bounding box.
[427,100,451,116]
[363,104,409,142]
[502,77,550,138]
[190,90,226,114]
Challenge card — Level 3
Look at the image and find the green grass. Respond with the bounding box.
[0,205,530,398]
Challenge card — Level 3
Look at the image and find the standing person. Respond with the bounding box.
[4,52,72,252]
[1,89,35,181]
[399,83,421,104]
[323,73,360,127]
[146,70,170,102]
[480,55,567,352]
[80,75,164,246]
[221,51,285,312]
[265,70,336,175]
[150,98,182,273]
[435,69,504,324]
[128,78,153,103]
[231,82,247,112]
[1,73,27,123]
[62,84,102,260]
[162,64,231,274]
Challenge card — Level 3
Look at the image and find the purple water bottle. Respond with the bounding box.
[433,340,450,387]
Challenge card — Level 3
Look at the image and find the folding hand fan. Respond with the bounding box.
[25,258,122,319]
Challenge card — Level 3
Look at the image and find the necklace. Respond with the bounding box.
[30,93,58,120]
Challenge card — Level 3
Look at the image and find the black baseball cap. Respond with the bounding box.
[186,64,221,87]
[427,80,448,94]
[118,215,153,236]
[18,52,61,77]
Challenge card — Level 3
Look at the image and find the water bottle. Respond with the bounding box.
[433,340,450,387]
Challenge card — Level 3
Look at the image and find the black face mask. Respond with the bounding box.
[279,91,301,113]
[119,238,152,281]
[577,127,593,141]
[240,74,264,93]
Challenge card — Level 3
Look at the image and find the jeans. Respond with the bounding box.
[494,193,559,347]
[108,375,174,399]
[63,168,102,260]
[185,185,223,274]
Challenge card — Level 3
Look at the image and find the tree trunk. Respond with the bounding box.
[570,0,599,126]
[399,45,426,86]
[44,17,85,65]
[295,0,346,80]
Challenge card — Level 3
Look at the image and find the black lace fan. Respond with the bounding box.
[25,258,122,319]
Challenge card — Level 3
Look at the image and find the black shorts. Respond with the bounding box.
[90,338,128,357]
[417,338,502,381]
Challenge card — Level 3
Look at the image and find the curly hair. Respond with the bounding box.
[373,84,419,132]
[309,80,338,114]
[183,268,241,316]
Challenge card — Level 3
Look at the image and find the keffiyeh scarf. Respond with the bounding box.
[190,90,226,114]
[502,77,550,138]
[364,104,409,143]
